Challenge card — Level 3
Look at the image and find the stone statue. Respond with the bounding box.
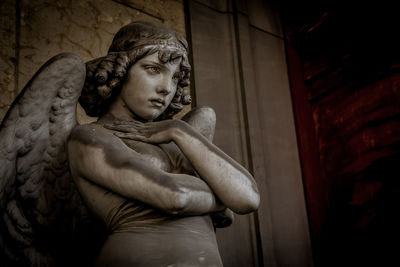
[0,21,259,266]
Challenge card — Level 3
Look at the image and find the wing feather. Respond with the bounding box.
[0,53,91,266]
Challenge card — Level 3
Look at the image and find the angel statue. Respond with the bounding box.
[0,21,260,267]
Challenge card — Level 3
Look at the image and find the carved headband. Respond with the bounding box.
[107,21,188,55]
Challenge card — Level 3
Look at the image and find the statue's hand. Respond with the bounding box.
[104,119,186,144]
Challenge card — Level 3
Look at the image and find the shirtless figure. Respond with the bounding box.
[67,21,259,267]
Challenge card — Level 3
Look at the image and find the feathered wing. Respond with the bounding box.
[0,53,102,266]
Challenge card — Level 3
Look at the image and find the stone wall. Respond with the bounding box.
[0,0,187,124]
[187,1,313,266]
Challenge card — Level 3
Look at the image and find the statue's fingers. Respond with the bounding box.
[136,128,155,137]
[114,120,144,127]
[104,124,143,132]
[103,124,131,132]
[113,119,125,125]
[140,122,162,131]
[113,132,146,141]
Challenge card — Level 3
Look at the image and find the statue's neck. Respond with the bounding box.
[100,96,147,123]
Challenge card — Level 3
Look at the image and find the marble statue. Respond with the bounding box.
[0,21,259,266]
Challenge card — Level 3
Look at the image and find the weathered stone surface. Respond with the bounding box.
[188,2,255,267]
[0,0,16,123]
[114,0,186,37]
[250,27,312,267]
[191,0,231,13]
[188,1,313,266]
[247,0,282,37]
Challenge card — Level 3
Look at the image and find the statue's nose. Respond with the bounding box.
[156,77,173,95]
[156,86,171,95]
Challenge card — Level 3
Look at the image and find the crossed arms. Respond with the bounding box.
[68,107,259,217]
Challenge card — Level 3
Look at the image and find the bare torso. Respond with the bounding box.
[73,123,223,267]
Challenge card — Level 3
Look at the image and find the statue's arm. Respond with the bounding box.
[159,107,234,227]
[171,114,259,214]
[67,124,224,215]
[109,107,260,214]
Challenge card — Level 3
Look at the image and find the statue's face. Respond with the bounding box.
[120,52,181,121]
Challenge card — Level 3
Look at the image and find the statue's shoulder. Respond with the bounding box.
[70,123,103,141]
[69,123,117,148]
[182,106,216,141]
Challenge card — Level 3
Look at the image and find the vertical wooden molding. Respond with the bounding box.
[232,1,264,266]
[283,24,328,267]
[183,0,197,107]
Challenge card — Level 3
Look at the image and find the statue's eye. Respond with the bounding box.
[146,66,160,74]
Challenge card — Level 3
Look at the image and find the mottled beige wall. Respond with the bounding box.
[0,0,16,123]
[0,0,187,124]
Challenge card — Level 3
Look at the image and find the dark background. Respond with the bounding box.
[280,1,400,266]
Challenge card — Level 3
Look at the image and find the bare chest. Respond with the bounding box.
[121,139,173,172]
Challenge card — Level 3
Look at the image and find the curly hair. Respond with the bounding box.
[79,21,192,120]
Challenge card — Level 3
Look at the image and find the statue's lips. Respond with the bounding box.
[150,99,165,108]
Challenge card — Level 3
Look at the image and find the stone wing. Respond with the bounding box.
[0,53,97,266]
